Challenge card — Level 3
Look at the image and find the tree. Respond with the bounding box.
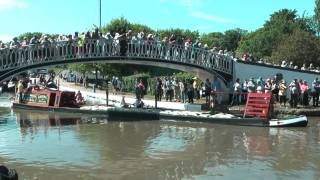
[101,17,131,35]
[237,9,314,59]
[17,32,59,41]
[17,32,43,41]
[237,29,278,58]
[221,28,247,51]
[68,64,95,77]
[200,32,224,48]
[270,29,320,66]
[156,28,199,41]
[315,0,320,36]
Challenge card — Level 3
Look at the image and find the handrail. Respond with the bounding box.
[0,40,233,76]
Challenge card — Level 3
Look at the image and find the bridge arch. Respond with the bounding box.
[0,41,233,84]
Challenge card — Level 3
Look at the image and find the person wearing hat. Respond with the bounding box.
[10,37,21,49]
[247,77,256,93]
[289,79,299,108]
[279,80,287,107]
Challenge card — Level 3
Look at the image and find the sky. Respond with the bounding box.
[0,0,316,42]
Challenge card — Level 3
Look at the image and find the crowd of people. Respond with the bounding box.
[1,28,319,76]
[231,76,320,108]
[153,76,222,105]
[0,28,234,73]
[241,54,320,73]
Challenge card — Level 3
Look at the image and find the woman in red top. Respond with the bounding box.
[137,79,145,99]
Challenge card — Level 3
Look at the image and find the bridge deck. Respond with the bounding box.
[0,40,233,82]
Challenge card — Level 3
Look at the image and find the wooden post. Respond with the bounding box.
[106,80,109,106]
[155,85,157,109]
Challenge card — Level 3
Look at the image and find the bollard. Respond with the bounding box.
[155,86,157,109]
[93,84,96,93]
[106,81,109,106]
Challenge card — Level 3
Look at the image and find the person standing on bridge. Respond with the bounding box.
[119,31,128,56]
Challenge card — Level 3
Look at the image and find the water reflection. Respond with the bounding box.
[0,107,319,179]
[0,109,101,167]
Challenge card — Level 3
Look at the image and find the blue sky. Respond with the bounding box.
[0,0,316,42]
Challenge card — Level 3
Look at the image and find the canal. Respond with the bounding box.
[0,94,320,179]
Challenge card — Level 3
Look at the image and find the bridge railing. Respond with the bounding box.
[0,40,233,75]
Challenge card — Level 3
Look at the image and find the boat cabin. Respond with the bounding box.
[18,87,78,108]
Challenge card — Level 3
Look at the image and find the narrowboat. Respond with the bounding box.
[12,86,79,111]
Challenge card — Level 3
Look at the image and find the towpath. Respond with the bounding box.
[58,81,189,110]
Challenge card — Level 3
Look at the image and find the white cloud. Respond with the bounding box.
[0,0,29,11]
[190,11,234,24]
[160,0,202,11]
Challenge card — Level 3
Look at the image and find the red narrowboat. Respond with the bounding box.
[12,87,79,111]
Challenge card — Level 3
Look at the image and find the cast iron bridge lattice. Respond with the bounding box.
[0,40,233,83]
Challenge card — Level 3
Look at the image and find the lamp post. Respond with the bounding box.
[99,0,102,29]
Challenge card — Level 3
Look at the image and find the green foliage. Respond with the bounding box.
[200,32,224,48]
[270,29,320,66]
[315,0,320,36]
[200,29,246,51]
[101,17,131,35]
[156,28,199,41]
[222,29,247,51]
[101,17,153,35]
[238,29,277,58]
[17,32,59,41]
[122,73,151,94]
[17,32,43,41]
[173,72,194,82]
[130,23,153,34]
[68,64,95,76]
[237,8,318,61]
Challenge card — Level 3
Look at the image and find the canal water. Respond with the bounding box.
[0,94,320,180]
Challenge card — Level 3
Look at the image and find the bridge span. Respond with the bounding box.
[0,40,233,84]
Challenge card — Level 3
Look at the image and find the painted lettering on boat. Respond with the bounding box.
[37,94,48,104]
[23,93,48,104]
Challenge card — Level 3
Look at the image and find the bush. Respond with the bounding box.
[173,72,194,82]
[122,73,151,94]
